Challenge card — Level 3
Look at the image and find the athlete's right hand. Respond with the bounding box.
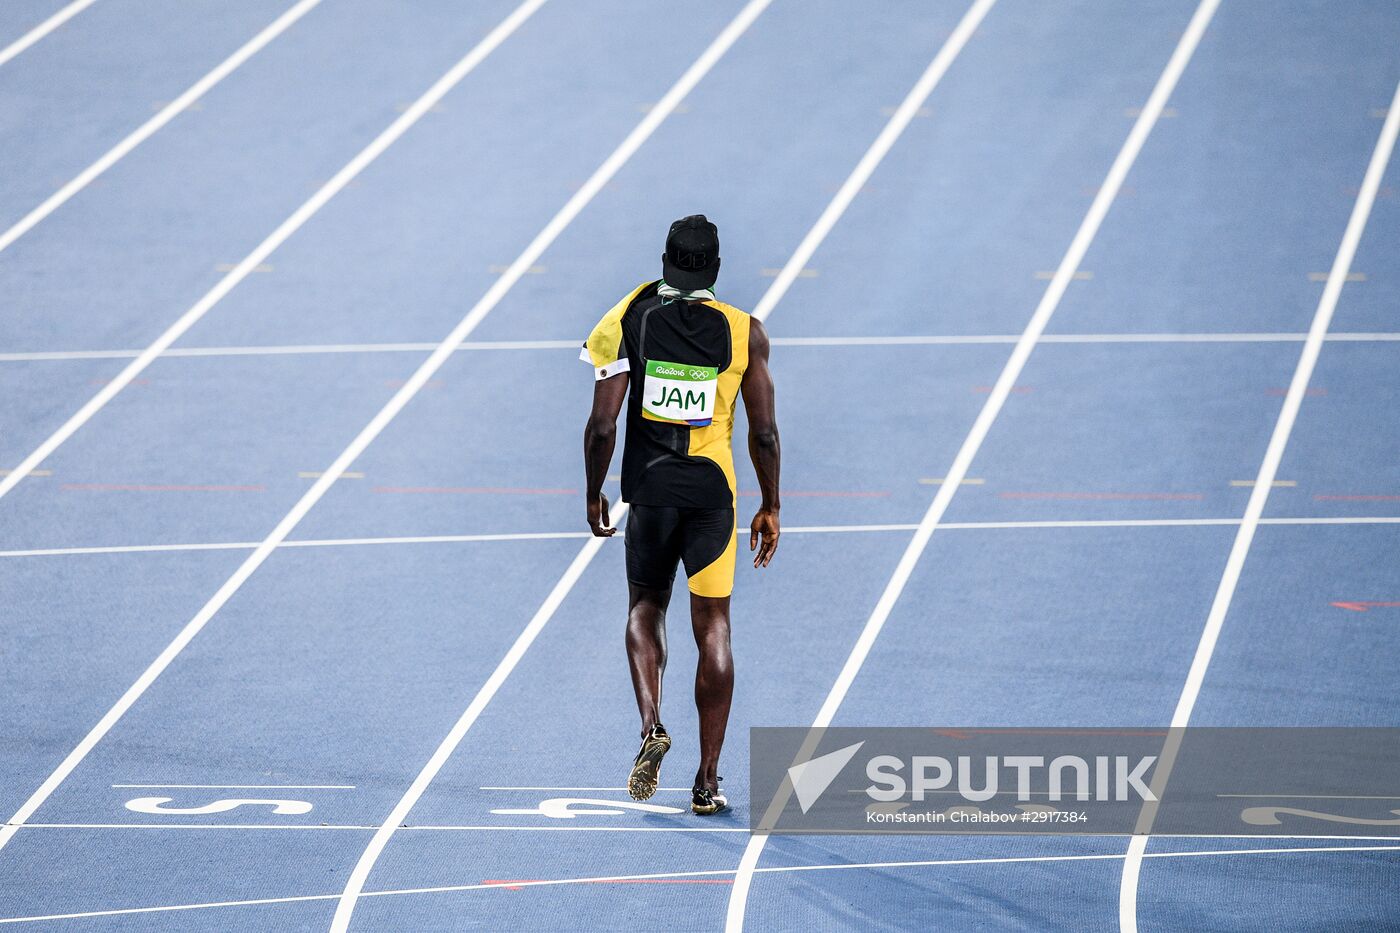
[587,493,616,537]
[750,508,780,567]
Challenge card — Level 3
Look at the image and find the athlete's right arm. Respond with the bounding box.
[741,318,781,567]
[584,372,628,537]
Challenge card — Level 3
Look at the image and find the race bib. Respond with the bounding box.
[642,359,717,426]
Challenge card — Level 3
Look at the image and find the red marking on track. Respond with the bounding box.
[372,485,576,495]
[1314,494,1400,502]
[932,728,1169,739]
[739,490,889,498]
[999,491,1203,501]
[61,483,265,492]
[482,878,731,891]
[1330,601,1400,612]
[973,385,1032,394]
[1266,386,1326,397]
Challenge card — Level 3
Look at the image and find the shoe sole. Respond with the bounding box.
[627,733,671,801]
[691,796,728,816]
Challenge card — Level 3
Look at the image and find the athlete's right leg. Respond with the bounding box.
[626,582,671,736]
[681,507,737,813]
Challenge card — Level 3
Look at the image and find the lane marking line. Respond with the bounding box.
[10,823,743,832]
[8,331,1400,362]
[879,104,931,117]
[1035,270,1092,280]
[1229,479,1296,487]
[0,0,552,860]
[1118,72,1400,933]
[0,0,99,69]
[110,784,354,789]
[328,3,773,927]
[728,1,1222,929]
[297,471,364,479]
[4,516,1399,560]
[479,786,693,791]
[59,483,265,492]
[919,477,985,485]
[1125,105,1178,118]
[637,101,690,114]
[0,845,1394,925]
[999,491,1203,500]
[0,0,510,502]
[0,0,322,257]
[1217,794,1400,799]
[0,470,51,478]
[371,485,575,495]
[214,262,273,273]
[9,824,1400,841]
[749,1,994,326]
[1308,271,1365,282]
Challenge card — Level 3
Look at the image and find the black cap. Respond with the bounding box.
[662,214,721,291]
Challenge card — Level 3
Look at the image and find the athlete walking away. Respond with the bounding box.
[581,215,780,815]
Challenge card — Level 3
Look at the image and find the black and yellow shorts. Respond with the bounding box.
[625,504,737,598]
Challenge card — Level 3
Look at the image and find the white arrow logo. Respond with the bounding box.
[788,741,865,814]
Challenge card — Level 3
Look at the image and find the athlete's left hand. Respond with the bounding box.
[588,493,616,537]
[750,508,780,567]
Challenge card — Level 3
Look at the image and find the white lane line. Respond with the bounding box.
[114,778,355,784]
[478,786,693,791]
[0,541,258,558]
[0,0,551,859]
[1117,75,1400,933]
[0,0,321,255]
[6,331,1400,362]
[333,1,996,923]
[4,516,1399,559]
[0,0,531,502]
[327,0,773,925]
[0,340,575,361]
[1217,794,1400,800]
[11,823,744,832]
[727,0,1221,928]
[1,845,1394,926]
[0,0,98,69]
[749,0,995,325]
[11,824,1400,842]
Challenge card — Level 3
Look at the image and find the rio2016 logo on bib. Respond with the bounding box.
[643,359,718,427]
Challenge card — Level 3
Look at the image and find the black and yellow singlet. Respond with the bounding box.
[581,281,751,597]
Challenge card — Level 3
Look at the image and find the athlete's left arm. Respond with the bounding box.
[741,318,781,567]
[584,373,629,536]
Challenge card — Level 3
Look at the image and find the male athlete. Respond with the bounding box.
[581,215,780,816]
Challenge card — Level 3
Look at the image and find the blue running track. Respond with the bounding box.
[1,0,1399,929]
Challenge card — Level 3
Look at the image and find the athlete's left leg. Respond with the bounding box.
[626,583,672,736]
[690,593,732,792]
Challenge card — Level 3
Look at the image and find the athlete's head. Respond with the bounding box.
[662,214,721,290]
